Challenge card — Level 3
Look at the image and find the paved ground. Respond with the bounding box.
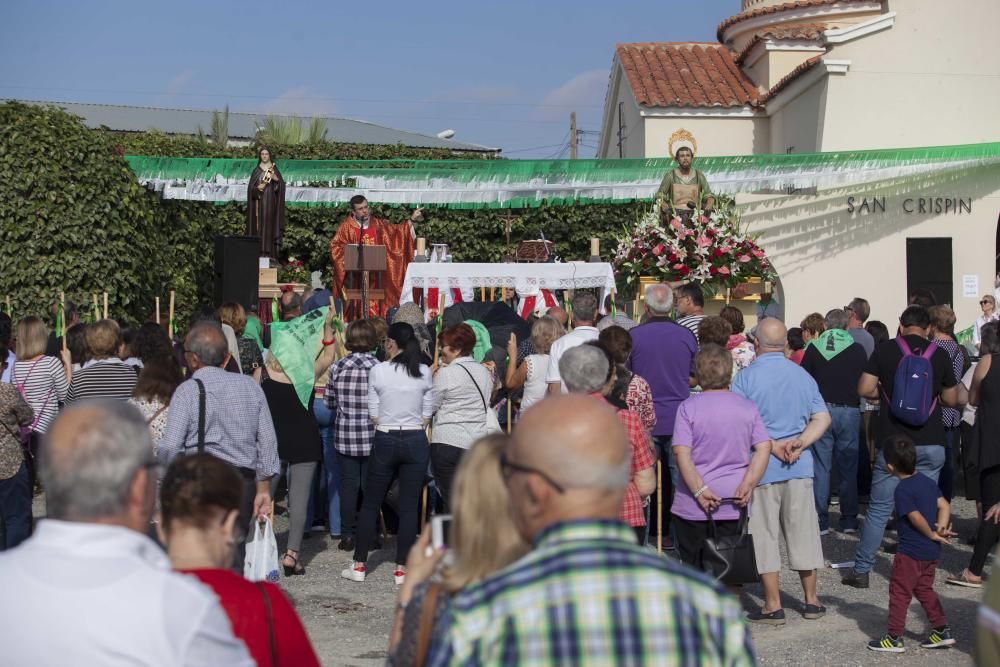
[275,498,987,667]
[30,494,989,666]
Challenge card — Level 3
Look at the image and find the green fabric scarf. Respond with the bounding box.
[811,329,855,361]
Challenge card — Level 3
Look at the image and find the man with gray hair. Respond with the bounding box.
[545,291,600,394]
[561,344,657,541]
[159,321,279,564]
[845,297,875,358]
[732,318,831,625]
[801,309,869,535]
[626,282,697,543]
[421,395,754,665]
[0,401,253,666]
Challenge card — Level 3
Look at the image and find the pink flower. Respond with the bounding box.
[696,235,711,248]
[738,254,751,263]
[719,266,731,275]
[670,218,683,230]
[752,248,766,259]
[699,215,710,224]
[719,244,732,254]
[652,243,666,256]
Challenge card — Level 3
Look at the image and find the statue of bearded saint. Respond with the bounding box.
[246,147,286,260]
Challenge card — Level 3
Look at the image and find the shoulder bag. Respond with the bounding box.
[701,499,760,586]
[455,364,502,434]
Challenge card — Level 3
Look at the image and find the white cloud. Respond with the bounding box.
[259,87,339,117]
[531,69,609,121]
[164,70,195,98]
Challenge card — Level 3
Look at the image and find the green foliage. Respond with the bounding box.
[210,106,230,149]
[307,118,328,144]
[0,101,642,331]
[105,130,497,161]
[0,101,170,324]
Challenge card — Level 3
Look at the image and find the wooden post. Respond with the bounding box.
[155,297,161,325]
[92,294,99,321]
[421,485,429,526]
[506,398,512,434]
[102,292,108,320]
[570,111,578,160]
[480,286,486,302]
[60,292,67,353]
[490,287,496,302]
[656,460,663,553]
[168,291,175,339]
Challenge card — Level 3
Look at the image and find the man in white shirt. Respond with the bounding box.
[0,400,254,667]
[546,292,600,394]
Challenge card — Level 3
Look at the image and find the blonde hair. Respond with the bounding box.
[217,303,247,336]
[264,352,284,374]
[85,319,122,359]
[928,305,957,336]
[15,316,49,360]
[531,316,564,355]
[441,435,529,593]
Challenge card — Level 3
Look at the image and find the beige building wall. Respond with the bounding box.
[738,165,1000,331]
[768,78,827,153]
[817,0,1000,150]
[600,72,646,159]
[747,49,821,90]
[643,115,769,158]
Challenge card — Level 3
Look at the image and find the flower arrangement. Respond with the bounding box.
[613,195,775,292]
[278,257,311,284]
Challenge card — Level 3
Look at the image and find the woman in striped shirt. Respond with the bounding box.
[65,319,138,404]
[11,317,70,454]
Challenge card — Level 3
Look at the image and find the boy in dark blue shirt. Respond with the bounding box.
[869,435,955,653]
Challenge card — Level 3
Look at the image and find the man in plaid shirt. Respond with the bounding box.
[422,394,754,666]
[324,320,379,551]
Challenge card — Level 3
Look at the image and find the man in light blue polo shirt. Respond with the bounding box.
[731,318,832,626]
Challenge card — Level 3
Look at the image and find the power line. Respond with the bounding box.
[0,83,604,109]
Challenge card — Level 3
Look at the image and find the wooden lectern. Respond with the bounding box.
[343,244,387,319]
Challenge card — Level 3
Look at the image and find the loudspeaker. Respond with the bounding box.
[214,236,260,310]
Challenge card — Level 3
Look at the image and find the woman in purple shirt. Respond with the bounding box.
[672,344,772,575]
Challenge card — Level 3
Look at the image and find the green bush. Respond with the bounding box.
[0,101,642,330]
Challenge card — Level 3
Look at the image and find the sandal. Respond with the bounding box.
[282,552,305,577]
[945,572,982,588]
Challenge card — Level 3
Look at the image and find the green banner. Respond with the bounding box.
[269,307,328,409]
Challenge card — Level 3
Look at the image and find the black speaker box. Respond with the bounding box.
[214,236,260,310]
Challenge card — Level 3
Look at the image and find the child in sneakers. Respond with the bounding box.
[868,435,955,653]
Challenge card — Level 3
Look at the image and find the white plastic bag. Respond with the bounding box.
[243,517,280,582]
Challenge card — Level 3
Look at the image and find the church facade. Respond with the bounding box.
[597,0,1000,330]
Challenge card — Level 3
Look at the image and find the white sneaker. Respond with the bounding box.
[341,562,366,582]
[819,528,831,536]
[394,568,406,585]
[842,527,858,534]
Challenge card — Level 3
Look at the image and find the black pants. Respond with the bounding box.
[970,465,1000,576]
[673,514,741,574]
[354,429,429,565]
[336,451,370,539]
[235,468,256,570]
[430,443,466,513]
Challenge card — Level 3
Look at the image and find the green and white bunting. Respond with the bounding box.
[126,141,1000,209]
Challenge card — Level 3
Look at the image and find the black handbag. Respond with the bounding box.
[701,499,760,586]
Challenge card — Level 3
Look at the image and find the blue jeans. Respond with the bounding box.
[312,398,341,537]
[853,444,945,574]
[813,405,860,531]
[0,463,32,550]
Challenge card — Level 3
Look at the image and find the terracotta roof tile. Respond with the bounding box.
[734,23,828,63]
[761,55,823,102]
[616,42,761,109]
[718,0,876,42]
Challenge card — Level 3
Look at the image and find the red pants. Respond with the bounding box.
[887,552,948,636]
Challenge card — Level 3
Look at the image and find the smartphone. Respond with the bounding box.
[431,514,453,551]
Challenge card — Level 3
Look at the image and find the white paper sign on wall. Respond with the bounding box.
[963,275,979,298]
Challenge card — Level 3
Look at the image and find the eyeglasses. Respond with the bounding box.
[982,300,992,306]
[499,452,566,494]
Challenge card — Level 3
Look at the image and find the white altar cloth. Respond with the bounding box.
[400,262,616,310]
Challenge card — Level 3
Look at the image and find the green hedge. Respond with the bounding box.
[0,102,641,330]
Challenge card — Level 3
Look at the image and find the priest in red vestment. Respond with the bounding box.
[329,195,421,318]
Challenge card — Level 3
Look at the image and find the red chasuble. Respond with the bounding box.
[330,215,414,315]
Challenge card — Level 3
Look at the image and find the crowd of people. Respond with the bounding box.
[0,281,999,665]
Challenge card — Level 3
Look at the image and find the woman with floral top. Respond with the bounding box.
[720,306,756,372]
[0,374,34,549]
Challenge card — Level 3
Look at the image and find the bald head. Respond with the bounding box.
[756,318,787,352]
[546,306,569,327]
[280,291,303,320]
[509,395,630,541]
[41,401,155,525]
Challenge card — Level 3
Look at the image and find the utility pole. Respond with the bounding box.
[570,111,578,160]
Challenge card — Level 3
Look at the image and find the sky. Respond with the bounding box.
[2,1,739,158]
